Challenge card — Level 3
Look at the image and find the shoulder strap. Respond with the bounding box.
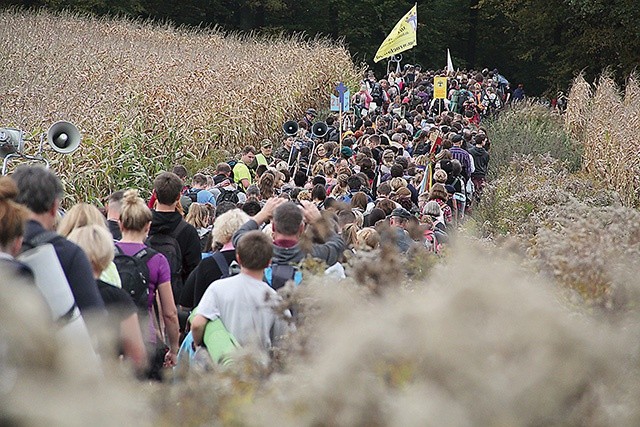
[171,220,188,239]
[212,251,230,278]
[133,247,157,262]
[23,230,61,252]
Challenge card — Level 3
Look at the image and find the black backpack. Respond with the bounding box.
[145,220,188,301]
[186,188,202,203]
[113,245,157,311]
[217,188,240,205]
[211,251,240,279]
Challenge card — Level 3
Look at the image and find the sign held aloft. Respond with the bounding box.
[374,4,418,63]
[433,76,447,99]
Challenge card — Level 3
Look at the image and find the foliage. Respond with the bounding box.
[6,0,640,94]
[0,9,362,203]
[485,101,582,179]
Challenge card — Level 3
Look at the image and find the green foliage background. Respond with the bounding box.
[5,0,639,95]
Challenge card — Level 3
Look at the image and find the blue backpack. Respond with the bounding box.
[264,264,303,290]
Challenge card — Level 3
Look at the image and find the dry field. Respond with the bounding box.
[0,9,361,204]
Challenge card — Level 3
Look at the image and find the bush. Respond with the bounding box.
[486,101,582,179]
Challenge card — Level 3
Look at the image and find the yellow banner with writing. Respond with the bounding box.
[433,76,448,99]
[374,4,418,63]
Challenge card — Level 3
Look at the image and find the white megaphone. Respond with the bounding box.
[46,121,81,154]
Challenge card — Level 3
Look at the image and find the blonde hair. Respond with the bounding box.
[352,209,364,228]
[212,208,250,247]
[120,189,152,232]
[356,227,380,251]
[389,177,408,192]
[185,203,211,229]
[57,203,106,237]
[67,225,114,274]
[342,223,360,248]
[433,169,448,184]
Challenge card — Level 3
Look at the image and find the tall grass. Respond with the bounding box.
[486,101,582,179]
[566,74,640,207]
[0,9,362,203]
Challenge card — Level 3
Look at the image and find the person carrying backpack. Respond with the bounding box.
[179,208,249,310]
[191,230,293,355]
[233,198,346,290]
[115,189,180,376]
[147,172,201,303]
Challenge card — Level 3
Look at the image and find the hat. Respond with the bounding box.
[423,200,441,217]
[305,108,318,117]
[451,134,463,144]
[390,207,412,220]
[340,146,353,158]
[261,139,273,148]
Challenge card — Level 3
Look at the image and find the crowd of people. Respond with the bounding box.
[0,65,500,379]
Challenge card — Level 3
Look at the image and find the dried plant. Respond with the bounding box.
[566,73,640,207]
[0,9,362,204]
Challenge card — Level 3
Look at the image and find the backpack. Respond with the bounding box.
[456,90,470,113]
[113,245,157,311]
[187,188,202,203]
[264,264,303,290]
[145,220,188,301]
[211,251,240,279]
[217,188,240,205]
[370,83,383,103]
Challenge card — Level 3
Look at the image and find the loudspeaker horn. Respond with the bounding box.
[283,120,299,137]
[311,122,328,138]
[392,54,403,62]
[46,121,81,154]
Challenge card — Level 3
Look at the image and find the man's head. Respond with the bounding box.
[241,145,256,165]
[347,175,362,192]
[236,230,273,271]
[389,207,412,228]
[107,190,125,220]
[216,162,232,177]
[305,108,317,122]
[172,165,188,181]
[260,139,273,156]
[191,173,208,189]
[272,202,304,238]
[283,136,294,149]
[12,165,64,215]
[154,171,183,205]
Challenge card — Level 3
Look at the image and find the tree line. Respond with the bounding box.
[6,0,640,95]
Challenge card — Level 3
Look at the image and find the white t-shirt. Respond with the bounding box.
[197,273,291,350]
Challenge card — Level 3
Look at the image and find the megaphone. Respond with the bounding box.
[0,128,25,156]
[283,120,299,137]
[46,121,81,154]
[311,122,328,139]
[392,54,403,62]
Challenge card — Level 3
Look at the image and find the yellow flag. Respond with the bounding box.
[374,4,418,63]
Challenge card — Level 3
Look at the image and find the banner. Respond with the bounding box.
[374,4,418,63]
[433,76,447,99]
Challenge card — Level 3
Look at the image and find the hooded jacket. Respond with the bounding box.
[233,219,345,267]
[149,210,201,283]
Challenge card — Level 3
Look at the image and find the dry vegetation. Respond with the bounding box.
[566,74,640,207]
[0,9,362,204]
[3,9,640,426]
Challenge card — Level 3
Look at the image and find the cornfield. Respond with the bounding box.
[0,9,362,204]
[566,74,640,207]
